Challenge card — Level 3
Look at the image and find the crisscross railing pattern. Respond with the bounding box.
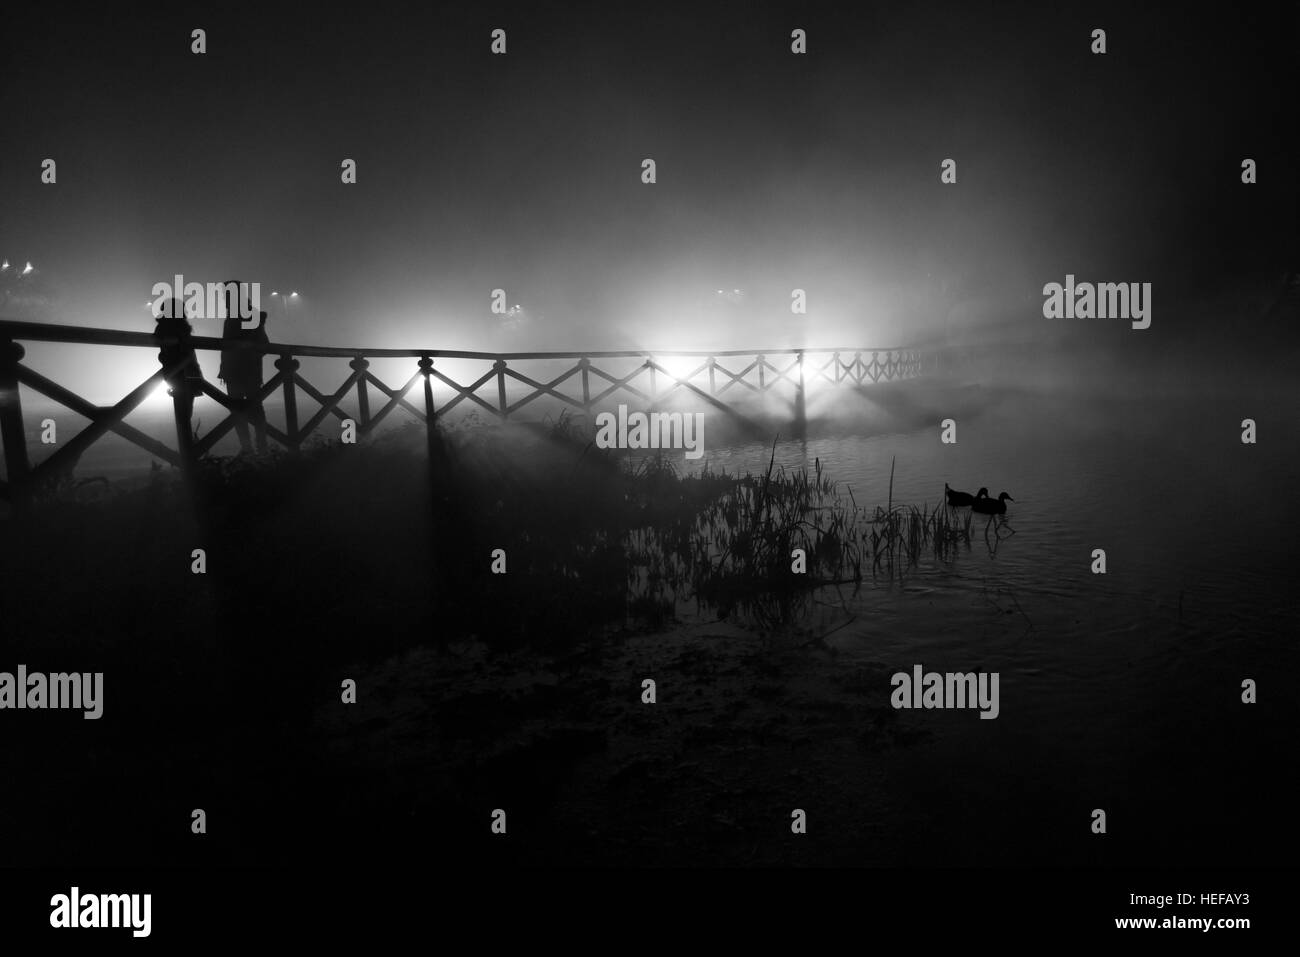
[0,318,929,505]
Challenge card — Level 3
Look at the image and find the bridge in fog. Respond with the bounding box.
[0,318,932,506]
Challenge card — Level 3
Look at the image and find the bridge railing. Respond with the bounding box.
[0,317,928,505]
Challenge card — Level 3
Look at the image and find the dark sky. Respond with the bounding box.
[1,1,1295,358]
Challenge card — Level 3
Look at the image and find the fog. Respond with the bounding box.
[1,4,1295,407]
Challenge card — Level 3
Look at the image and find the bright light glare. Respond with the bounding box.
[653,354,702,382]
[21,262,34,275]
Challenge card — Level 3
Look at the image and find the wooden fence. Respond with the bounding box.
[0,317,929,506]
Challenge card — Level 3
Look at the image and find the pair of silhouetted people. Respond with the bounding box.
[150,284,269,458]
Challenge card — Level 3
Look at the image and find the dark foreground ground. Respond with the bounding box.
[1,388,1296,869]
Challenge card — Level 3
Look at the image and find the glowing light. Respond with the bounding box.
[21,262,34,276]
[653,354,702,382]
[289,291,299,298]
[1,260,9,271]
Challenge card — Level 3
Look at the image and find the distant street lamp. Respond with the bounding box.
[268,290,301,320]
[502,302,528,332]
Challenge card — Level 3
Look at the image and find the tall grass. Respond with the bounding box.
[620,446,979,630]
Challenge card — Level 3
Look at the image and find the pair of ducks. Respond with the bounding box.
[945,483,1015,515]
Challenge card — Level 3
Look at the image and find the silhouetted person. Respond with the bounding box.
[218,285,269,453]
[153,296,205,463]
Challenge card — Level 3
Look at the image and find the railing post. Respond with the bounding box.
[648,359,656,399]
[493,359,507,419]
[833,351,842,383]
[707,356,716,395]
[275,354,300,450]
[171,388,195,472]
[350,357,371,428]
[794,350,806,439]
[0,339,31,508]
[419,355,437,456]
[579,357,591,411]
[758,355,766,390]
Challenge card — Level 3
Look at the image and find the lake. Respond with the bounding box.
[8,376,1297,864]
[662,385,1300,863]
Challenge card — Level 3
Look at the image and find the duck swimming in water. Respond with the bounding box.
[972,491,1014,515]
[945,484,988,508]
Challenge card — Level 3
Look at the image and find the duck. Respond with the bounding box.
[972,491,1014,515]
[945,484,987,508]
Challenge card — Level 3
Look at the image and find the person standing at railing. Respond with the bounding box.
[153,297,206,463]
[219,307,270,453]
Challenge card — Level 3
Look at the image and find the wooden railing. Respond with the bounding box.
[0,318,930,505]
